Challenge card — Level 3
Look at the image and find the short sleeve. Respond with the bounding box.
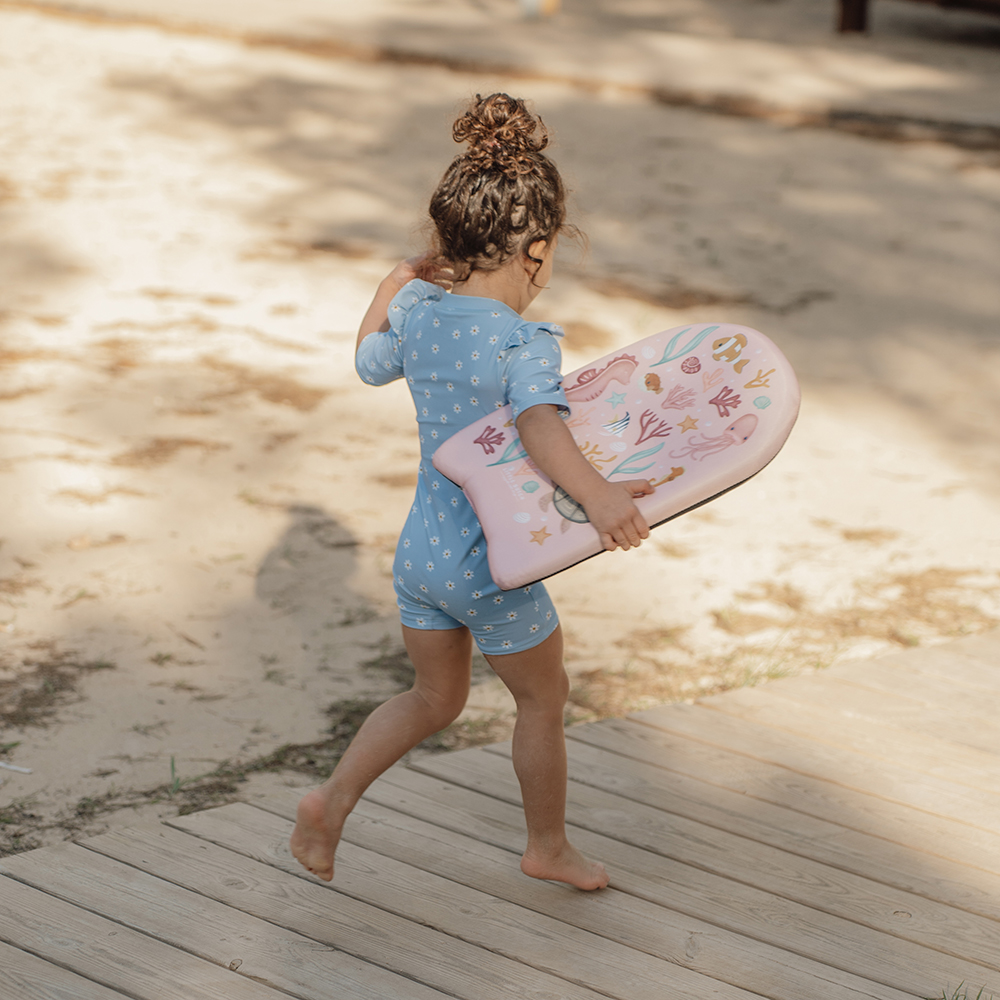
[504,323,569,421]
[355,279,440,386]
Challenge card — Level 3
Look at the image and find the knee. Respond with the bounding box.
[414,683,468,729]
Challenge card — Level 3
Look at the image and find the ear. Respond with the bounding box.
[526,239,548,264]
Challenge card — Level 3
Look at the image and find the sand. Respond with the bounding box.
[1,4,998,849]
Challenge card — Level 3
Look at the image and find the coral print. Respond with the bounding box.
[661,384,696,411]
[708,386,742,418]
[635,410,673,444]
[473,425,505,454]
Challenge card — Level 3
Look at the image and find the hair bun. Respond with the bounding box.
[453,93,549,177]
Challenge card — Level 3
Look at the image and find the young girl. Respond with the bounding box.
[291,93,654,890]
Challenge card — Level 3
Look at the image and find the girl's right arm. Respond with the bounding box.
[356,254,453,353]
[515,404,655,551]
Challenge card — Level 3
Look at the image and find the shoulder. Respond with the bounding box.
[500,320,564,353]
[390,279,443,312]
[388,279,445,330]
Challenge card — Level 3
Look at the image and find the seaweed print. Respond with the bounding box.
[473,425,505,455]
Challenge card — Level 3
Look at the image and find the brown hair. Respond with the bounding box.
[428,93,572,281]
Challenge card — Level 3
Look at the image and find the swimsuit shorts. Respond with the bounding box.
[393,542,559,656]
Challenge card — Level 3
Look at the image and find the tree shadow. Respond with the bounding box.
[101,62,1000,488]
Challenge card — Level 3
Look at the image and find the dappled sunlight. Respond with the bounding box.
[1,3,999,885]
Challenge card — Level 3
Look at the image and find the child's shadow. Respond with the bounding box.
[255,503,375,631]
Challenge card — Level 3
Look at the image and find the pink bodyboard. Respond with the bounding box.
[432,322,800,590]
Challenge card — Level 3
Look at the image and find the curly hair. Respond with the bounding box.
[428,93,572,281]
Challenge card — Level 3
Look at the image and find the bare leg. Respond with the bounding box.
[290,625,472,880]
[485,626,609,890]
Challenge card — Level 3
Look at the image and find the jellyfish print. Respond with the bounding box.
[670,414,758,461]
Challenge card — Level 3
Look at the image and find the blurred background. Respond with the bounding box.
[1,0,999,849]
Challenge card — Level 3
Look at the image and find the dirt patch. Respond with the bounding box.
[0,384,50,402]
[0,574,46,600]
[589,276,833,315]
[723,567,1000,648]
[569,566,1000,719]
[111,436,227,468]
[0,346,61,367]
[93,337,142,377]
[201,357,328,411]
[372,471,418,489]
[0,647,115,729]
[0,639,506,854]
[55,486,148,504]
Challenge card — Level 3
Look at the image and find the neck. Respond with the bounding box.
[451,260,538,315]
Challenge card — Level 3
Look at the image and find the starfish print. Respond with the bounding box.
[606,391,627,409]
[679,415,699,433]
[530,526,552,546]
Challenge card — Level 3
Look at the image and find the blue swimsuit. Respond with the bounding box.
[356,279,568,655]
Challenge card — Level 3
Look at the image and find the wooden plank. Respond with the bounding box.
[0,874,284,1000]
[733,673,1000,755]
[601,707,1000,872]
[942,630,1000,673]
[0,841,447,1000]
[0,939,131,1000]
[681,685,1000,795]
[81,819,611,1000]
[168,801,758,1000]
[256,782,918,1000]
[408,748,1000,994]
[556,725,1000,923]
[865,646,1000,693]
[632,679,1000,824]
[576,708,1000,831]
[832,657,1000,710]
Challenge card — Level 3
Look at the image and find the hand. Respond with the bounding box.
[580,479,655,552]
[387,253,455,291]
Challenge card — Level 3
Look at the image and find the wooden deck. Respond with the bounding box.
[3,632,1000,1000]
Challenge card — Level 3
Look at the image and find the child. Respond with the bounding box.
[291,93,654,890]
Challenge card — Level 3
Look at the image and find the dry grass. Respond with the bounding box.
[0,575,45,599]
[0,647,115,729]
[111,437,227,468]
[569,565,999,719]
[372,471,419,489]
[55,486,148,504]
[201,357,327,411]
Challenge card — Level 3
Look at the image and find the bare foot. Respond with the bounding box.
[289,789,343,881]
[521,842,610,890]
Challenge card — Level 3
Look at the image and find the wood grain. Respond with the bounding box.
[559,722,1000,921]
[410,748,1000,995]
[576,708,1000,872]
[0,939,131,1000]
[82,817,610,1000]
[1,840,444,1000]
[0,874,283,1000]
[170,801,760,1000]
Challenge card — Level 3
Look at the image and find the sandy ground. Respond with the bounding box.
[1,5,999,849]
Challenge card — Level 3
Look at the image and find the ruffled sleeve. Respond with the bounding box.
[502,321,569,421]
[355,279,443,386]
